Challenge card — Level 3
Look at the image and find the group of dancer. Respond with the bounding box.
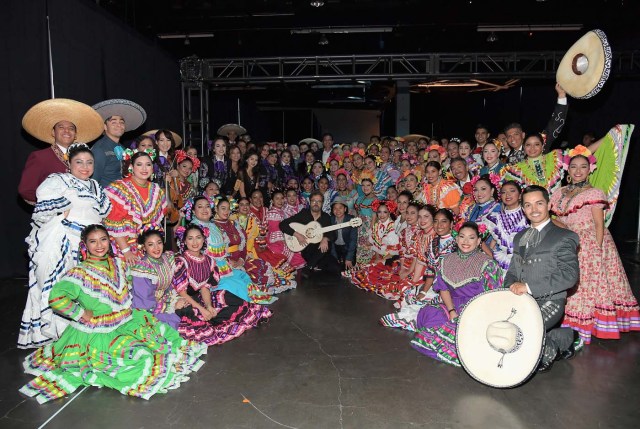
[15,90,640,402]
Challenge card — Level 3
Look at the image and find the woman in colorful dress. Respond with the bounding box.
[236,197,261,258]
[478,140,507,179]
[505,133,564,194]
[300,176,315,207]
[362,155,393,199]
[104,149,179,265]
[277,150,298,186]
[550,140,640,344]
[354,177,377,265]
[167,150,199,213]
[484,180,528,277]
[172,224,272,345]
[131,225,190,329]
[366,199,400,265]
[422,161,462,214]
[458,173,502,254]
[19,144,112,348]
[410,222,503,366]
[20,224,206,404]
[214,197,295,299]
[350,200,420,300]
[380,207,454,331]
[458,140,481,176]
[263,190,306,270]
[283,187,306,218]
[401,171,423,203]
[334,170,358,215]
[318,176,337,214]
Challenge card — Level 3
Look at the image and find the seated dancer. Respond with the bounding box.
[349,200,422,301]
[380,207,455,331]
[283,187,305,218]
[507,185,580,372]
[20,225,206,404]
[236,197,262,259]
[172,224,271,346]
[550,139,640,344]
[485,180,529,277]
[330,196,358,272]
[411,222,503,366]
[186,196,287,304]
[366,199,400,265]
[280,191,339,274]
[263,190,306,271]
[422,161,462,214]
[131,225,188,329]
[458,173,502,255]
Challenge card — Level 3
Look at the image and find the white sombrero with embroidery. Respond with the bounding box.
[92,98,147,131]
[456,289,545,388]
[217,123,247,136]
[556,29,612,99]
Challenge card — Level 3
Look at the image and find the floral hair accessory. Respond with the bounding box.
[396,169,422,185]
[562,145,597,172]
[425,144,447,162]
[449,137,461,144]
[357,169,378,185]
[351,148,366,159]
[367,142,382,153]
[462,182,474,195]
[452,220,490,240]
[325,153,343,169]
[138,223,165,238]
[174,149,201,172]
[334,168,353,185]
[373,155,383,167]
[372,199,398,216]
[487,138,504,154]
[470,173,502,191]
[400,152,418,166]
[212,195,239,213]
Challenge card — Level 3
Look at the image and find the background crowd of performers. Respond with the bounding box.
[15,90,640,402]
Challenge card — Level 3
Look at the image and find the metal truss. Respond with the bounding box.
[180,51,640,84]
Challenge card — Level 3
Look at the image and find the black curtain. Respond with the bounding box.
[1,0,181,278]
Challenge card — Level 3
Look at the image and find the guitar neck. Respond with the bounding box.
[316,221,353,234]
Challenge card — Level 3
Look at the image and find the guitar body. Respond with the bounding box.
[283,217,363,253]
[284,221,324,252]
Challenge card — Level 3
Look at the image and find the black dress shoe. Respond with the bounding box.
[537,360,554,373]
[557,344,576,361]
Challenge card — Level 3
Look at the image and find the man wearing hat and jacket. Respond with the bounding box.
[18,99,104,204]
[91,99,147,188]
[505,185,580,372]
[330,196,358,272]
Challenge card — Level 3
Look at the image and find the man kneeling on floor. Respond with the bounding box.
[280,190,340,276]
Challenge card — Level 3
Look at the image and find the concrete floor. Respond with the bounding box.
[1,245,640,429]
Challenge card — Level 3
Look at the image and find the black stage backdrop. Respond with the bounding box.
[0,0,181,278]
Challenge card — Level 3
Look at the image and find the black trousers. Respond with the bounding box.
[302,244,340,274]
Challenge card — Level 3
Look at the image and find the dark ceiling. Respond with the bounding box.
[96,0,640,108]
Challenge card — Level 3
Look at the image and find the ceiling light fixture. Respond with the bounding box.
[486,32,498,42]
[318,34,329,45]
[310,1,325,7]
[158,33,214,39]
[477,24,582,32]
[291,26,393,34]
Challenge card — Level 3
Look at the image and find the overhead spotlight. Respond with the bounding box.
[184,36,190,46]
[318,34,329,45]
[486,32,497,42]
[310,1,325,7]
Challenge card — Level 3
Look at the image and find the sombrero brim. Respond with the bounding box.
[456,289,545,389]
[556,29,611,99]
[22,98,104,144]
[217,123,247,136]
[402,134,428,142]
[143,129,183,147]
[299,138,322,146]
[92,99,147,131]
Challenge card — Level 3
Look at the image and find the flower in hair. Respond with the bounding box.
[562,145,597,173]
[470,173,502,191]
[325,153,343,169]
[372,199,398,216]
[400,152,418,166]
[175,149,201,172]
[425,144,447,162]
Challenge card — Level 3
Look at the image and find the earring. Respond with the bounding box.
[79,242,88,261]
[567,176,572,184]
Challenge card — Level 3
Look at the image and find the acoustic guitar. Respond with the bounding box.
[284,217,363,252]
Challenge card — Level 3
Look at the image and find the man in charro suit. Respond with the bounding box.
[505,185,580,372]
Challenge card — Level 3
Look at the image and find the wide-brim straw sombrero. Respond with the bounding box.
[456,289,545,388]
[217,123,247,136]
[92,99,147,131]
[556,29,612,99]
[299,137,322,146]
[22,98,104,144]
[143,129,183,147]
[402,134,429,143]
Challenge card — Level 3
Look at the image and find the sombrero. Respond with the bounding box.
[22,98,104,144]
[92,99,147,131]
[402,134,428,143]
[299,137,322,146]
[556,29,612,99]
[143,129,183,147]
[456,289,545,388]
[217,123,247,136]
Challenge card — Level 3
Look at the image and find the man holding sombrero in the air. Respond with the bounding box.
[18,98,104,205]
[91,98,147,188]
[217,123,246,145]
